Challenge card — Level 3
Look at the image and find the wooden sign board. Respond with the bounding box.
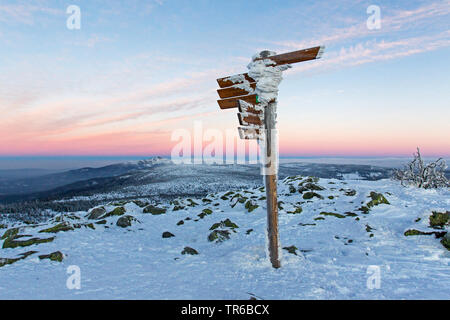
[217,94,258,110]
[216,45,324,92]
[238,127,262,140]
[217,73,255,89]
[217,82,256,99]
[238,99,263,115]
[238,113,263,126]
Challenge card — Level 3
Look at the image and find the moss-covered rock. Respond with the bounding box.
[210,219,239,231]
[283,245,299,255]
[39,251,64,262]
[198,208,213,219]
[287,207,303,215]
[358,206,370,214]
[441,233,450,250]
[345,212,358,217]
[116,215,137,228]
[298,183,325,193]
[173,205,185,211]
[39,223,74,234]
[3,235,55,249]
[429,211,450,229]
[0,251,37,268]
[404,229,432,236]
[133,200,149,208]
[181,247,198,255]
[320,212,346,219]
[101,207,126,218]
[367,192,390,208]
[303,192,324,200]
[208,230,231,243]
[1,227,20,240]
[187,199,199,207]
[245,200,259,213]
[143,205,166,215]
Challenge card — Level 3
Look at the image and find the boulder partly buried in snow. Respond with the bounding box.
[116,215,138,228]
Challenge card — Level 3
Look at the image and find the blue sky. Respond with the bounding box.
[0,0,449,159]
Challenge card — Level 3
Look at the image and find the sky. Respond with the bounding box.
[0,0,449,160]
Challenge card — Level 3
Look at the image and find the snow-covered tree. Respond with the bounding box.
[393,148,449,189]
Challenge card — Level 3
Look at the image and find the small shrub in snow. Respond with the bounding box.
[392,148,449,189]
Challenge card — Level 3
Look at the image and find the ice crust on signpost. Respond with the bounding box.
[247,51,291,176]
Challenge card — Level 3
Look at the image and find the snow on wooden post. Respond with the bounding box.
[215,46,324,268]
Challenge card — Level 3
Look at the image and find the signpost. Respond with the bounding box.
[216,46,324,268]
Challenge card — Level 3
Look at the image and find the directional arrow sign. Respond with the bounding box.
[238,99,263,115]
[253,45,324,65]
[238,127,262,140]
[217,94,258,110]
[238,113,263,126]
[217,82,256,99]
[217,73,255,89]
[216,46,324,92]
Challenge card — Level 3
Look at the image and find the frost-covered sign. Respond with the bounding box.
[215,46,324,268]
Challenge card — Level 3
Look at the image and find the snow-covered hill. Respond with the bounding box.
[0,176,448,299]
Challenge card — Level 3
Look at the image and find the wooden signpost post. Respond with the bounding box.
[216,46,324,268]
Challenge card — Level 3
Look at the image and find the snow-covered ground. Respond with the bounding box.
[0,176,449,300]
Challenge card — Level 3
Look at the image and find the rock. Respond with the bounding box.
[86,207,106,220]
[143,205,166,215]
[162,231,175,238]
[441,233,450,250]
[3,235,55,249]
[320,212,346,219]
[133,200,149,208]
[404,229,430,236]
[0,251,37,268]
[283,245,299,255]
[177,220,185,226]
[39,222,74,234]
[116,215,137,228]
[303,192,324,200]
[403,229,445,238]
[367,192,390,208]
[99,207,126,219]
[246,229,254,235]
[342,189,357,196]
[429,211,450,229]
[209,219,239,231]
[96,220,107,225]
[298,182,325,193]
[187,199,199,207]
[208,230,231,243]
[345,212,358,217]
[181,247,198,255]
[245,200,259,213]
[198,208,213,219]
[39,251,64,262]
[1,227,20,240]
[287,207,303,214]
